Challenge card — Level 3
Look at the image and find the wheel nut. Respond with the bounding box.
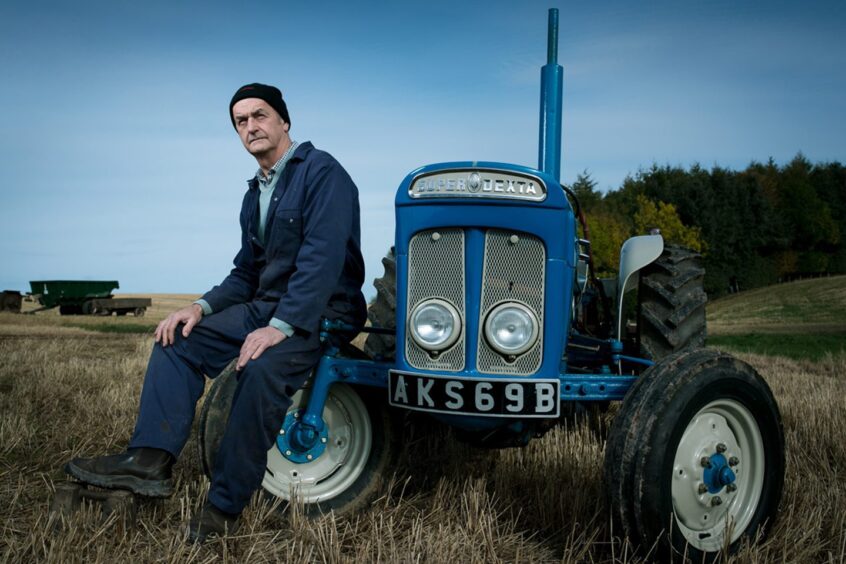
[279,429,285,435]
[285,450,292,456]
[306,454,313,461]
[726,484,737,493]
[321,437,327,444]
[729,456,739,466]
[711,496,723,506]
[716,443,727,453]
[698,483,708,494]
[700,457,712,468]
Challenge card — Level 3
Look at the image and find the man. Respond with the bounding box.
[64,83,367,542]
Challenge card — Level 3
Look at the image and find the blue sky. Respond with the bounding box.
[1,1,844,297]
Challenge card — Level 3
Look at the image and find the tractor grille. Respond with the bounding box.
[405,229,466,371]
[477,230,545,375]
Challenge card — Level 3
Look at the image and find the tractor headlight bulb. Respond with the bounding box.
[409,299,461,351]
[484,302,539,356]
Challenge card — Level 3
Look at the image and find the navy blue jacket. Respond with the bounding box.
[201,142,367,336]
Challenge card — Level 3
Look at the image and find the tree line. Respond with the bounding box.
[571,154,845,297]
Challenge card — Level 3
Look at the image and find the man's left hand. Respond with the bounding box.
[237,326,286,371]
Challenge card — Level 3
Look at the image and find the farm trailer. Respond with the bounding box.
[29,280,151,316]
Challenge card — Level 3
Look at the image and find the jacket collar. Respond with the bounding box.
[246,141,313,190]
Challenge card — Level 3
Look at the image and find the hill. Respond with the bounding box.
[707,275,846,359]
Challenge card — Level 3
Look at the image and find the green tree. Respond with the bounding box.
[571,170,602,212]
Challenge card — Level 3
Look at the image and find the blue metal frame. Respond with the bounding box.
[295,352,643,429]
[291,319,651,443]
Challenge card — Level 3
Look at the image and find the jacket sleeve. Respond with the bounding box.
[272,159,356,332]
[199,192,259,312]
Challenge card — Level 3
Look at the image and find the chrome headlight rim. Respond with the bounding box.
[484,301,540,356]
[409,298,462,352]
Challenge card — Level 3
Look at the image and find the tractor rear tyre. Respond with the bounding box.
[363,248,397,360]
[604,349,784,562]
[198,362,396,517]
[638,245,707,361]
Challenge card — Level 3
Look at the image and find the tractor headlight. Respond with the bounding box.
[409,299,461,351]
[484,302,539,356]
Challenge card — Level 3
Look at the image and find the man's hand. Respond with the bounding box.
[236,326,286,371]
[155,303,204,347]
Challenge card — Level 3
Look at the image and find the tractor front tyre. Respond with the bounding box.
[638,245,707,361]
[363,248,397,360]
[604,349,784,562]
[198,363,395,517]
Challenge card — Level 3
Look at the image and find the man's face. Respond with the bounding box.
[232,98,290,158]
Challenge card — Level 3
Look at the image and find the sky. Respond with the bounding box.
[1,0,844,298]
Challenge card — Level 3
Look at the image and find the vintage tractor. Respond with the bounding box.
[199,10,784,561]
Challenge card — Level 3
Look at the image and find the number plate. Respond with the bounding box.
[388,371,560,418]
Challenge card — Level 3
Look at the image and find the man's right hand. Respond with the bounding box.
[155,303,204,347]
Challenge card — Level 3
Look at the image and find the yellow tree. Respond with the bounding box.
[633,195,705,252]
[583,211,630,276]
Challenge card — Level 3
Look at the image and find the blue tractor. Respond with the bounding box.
[199,10,784,561]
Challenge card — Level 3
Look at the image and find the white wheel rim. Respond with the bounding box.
[262,384,372,504]
[671,399,765,552]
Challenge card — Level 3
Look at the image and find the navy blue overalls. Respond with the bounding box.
[128,142,367,514]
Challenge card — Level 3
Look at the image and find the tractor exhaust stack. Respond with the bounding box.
[538,8,563,182]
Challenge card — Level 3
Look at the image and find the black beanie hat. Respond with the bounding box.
[229,83,291,129]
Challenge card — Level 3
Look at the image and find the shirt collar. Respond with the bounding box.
[256,140,299,186]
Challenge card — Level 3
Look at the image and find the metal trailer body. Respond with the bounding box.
[29,280,151,316]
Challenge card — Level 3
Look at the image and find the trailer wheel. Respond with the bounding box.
[638,245,707,361]
[59,305,82,315]
[134,308,146,317]
[606,349,784,561]
[198,363,396,517]
[363,248,396,360]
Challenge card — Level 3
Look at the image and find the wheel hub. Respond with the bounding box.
[702,451,737,494]
[276,411,329,464]
[672,413,741,530]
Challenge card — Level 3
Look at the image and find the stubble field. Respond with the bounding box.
[1,286,845,563]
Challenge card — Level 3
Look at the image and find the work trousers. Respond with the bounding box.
[128,300,322,514]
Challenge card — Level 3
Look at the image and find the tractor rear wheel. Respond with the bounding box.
[363,248,397,360]
[637,245,707,361]
[198,362,396,517]
[605,349,784,561]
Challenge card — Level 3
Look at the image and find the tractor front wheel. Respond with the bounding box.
[198,363,395,516]
[605,349,784,561]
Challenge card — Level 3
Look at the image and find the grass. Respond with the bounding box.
[707,275,846,361]
[708,332,846,361]
[708,274,846,331]
[1,288,845,562]
[63,323,157,335]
